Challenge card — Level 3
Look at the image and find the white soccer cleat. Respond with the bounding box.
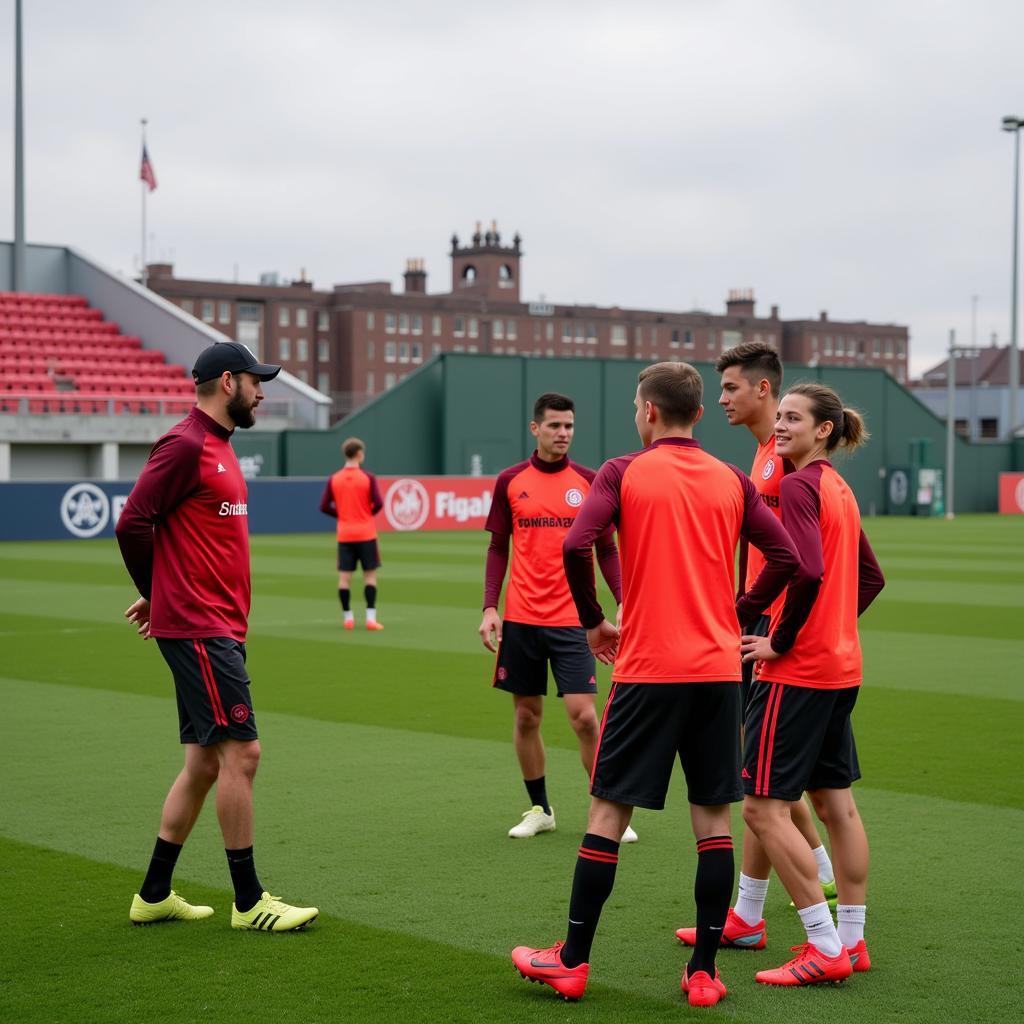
[621,824,639,843]
[508,805,556,838]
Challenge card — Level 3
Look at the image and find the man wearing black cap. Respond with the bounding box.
[115,342,318,932]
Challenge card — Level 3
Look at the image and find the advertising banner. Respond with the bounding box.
[0,476,496,541]
[998,473,1024,514]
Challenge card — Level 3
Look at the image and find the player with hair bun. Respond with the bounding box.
[738,382,885,987]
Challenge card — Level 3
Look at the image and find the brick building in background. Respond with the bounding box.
[146,222,910,420]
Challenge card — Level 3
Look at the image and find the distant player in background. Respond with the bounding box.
[320,437,384,631]
[479,393,634,842]
[116,341,318,932]
[740,382,884,987]
[677,341,837,951]
[511,363,798,1007]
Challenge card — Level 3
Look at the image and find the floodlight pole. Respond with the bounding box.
[945,330,956,520]
[140,119,148,289]
[13,0,25,291]
[1004,116,1022,439]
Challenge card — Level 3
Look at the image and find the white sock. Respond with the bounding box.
[344,610,354,624]
[836,904,866,947]
[797,901,842,957]
[811,844,834,885]
[366,607,377,623]
[734,873,770,925]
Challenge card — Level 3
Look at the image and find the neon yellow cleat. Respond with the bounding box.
[231,892,318,932]
[130,890,214,924]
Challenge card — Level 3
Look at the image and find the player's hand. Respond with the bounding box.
[124,597,152,640]
[615,603,623,629]
[587,619,620,664]
[479,607,502,653]
[740,633,777,664]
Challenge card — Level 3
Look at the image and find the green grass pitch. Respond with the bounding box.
[0,515,1022,1023]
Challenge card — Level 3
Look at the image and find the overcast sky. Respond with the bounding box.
[1,0,1021,374]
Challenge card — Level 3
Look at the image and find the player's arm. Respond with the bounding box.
[479,470,514,652]
[367,472,384,515]
[857,528,885,615]
[114,432,200,635]
[733,468,801,625]
[564,461,623,662]
[742,473,822,662]
[319,479,337,518]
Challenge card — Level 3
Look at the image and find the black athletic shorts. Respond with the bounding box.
[740,614,771,712]
[492,621,597,697]
[590,682,742,810]
[742,681,861,801]
[156,637,258,747]
[338,540,381,571]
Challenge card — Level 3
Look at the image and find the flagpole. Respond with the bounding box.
[140,118,148,289]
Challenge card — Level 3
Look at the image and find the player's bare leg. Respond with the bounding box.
[158,743,220,844]
[562,693,598,773]
[216,739,260,848]
[509,695,554,836]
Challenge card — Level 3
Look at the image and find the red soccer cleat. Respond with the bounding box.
[511,941,588,1001]
[681,965,728,1007]
[343,620,354,631]
[365,620,385,631]
[755,943,852,986]
[676,908,767,950]
[848,939,871,972]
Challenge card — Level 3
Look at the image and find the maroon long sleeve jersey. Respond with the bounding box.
[115,407,252,642]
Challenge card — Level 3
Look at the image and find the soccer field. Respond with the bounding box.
[1,516,1021,1023]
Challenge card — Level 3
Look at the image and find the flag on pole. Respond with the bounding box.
[140,145,157,192]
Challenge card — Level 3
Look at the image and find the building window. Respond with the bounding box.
[318,339,329,362]
[317,371,330,393]
[872,338,880,357]
[562,320,572,341]
[545,322,554,341]
[468,344,479,353]
[297,368,308,383]
[278,337,291,360]
[896,366,906,383]
[575,324,584,344]
[611,325,627,346]
[586,323,597,344]
[296,338,308,362]
[318,311,330,331]
[708,330,716,350]
[296,308,308,328]
[683,329,694,349]
[412,314,423,335]
[385,373,397,389]
[468,317,479,338]
[181,299,194,314]
[722,329,742,349]
[278,306,290,327]
[981,418,998,438]
[385,341,397,363]
[650,326,658,344]
[454,343,465,352]
[810,335,819,352]
[201,301,214,323]
[399,313,409,334]
[217,301,231,324]
[412,342,422,362]
[367,340,375,360]
[534,322,541,342]
[897,339,906,357]
[454,316,465,337]
[494,345,504,355]
[399,342,409,363]
[885,339,893,358]
[432,315,441,336]
[507,319,518,340]
[367,311,375,330]
[366,371,375,395]
[385,312,396,333]
[493,320,504,341]
[823,335,833,355]
[834,336,844,356]
[670,329,680,348]
[432,342,441,355]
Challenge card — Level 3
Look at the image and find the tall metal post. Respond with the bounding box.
[13,0,25,291]
[945,330,956,520]
[140,119,148,289]
[1005,117,1022,439]
[970,295,978,440]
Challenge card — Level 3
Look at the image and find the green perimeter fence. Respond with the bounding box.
[231,354,1024,514]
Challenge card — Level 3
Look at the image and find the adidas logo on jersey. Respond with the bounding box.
[518,491,529,499]
[217,463,226,473]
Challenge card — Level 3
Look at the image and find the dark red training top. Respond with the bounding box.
[115,407,252,642]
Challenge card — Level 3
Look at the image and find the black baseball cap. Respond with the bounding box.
[191,342,282,384]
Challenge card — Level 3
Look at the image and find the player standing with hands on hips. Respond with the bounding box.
[740,383,884,987]
[116,341,318,932]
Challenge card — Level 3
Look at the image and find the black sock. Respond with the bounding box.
[226,846,264,912]
[524,775,550,814]
[139,836,182,903]
[688,835,735,977]
[339,588,350,612]
[364,584,377,609]
[560,833,620,968]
